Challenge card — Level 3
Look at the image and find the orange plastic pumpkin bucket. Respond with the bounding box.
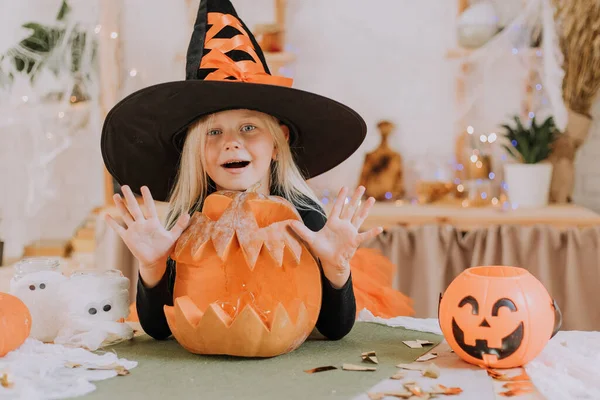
[438,266,561,369]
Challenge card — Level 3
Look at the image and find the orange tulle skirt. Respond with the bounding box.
[350,247,414,318]
[126,248,414,322]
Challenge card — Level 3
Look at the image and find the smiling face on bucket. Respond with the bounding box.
[203,109,287,192]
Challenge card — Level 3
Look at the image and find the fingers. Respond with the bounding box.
[141,186,157,219]
[104,213,126,237]
[351,196,376,228]
[357,226,384,243]
[113,193,134,226]
[121,185,145,221]
[169,213,191,238]
[330,186,348,219]
[287,220,315,245]
[341,186,365,220]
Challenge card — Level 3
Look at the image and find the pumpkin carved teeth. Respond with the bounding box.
[174,194,303,269]
[165,297,311,357]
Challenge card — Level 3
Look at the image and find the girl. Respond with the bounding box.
[101,0,413,341]
[107,109,381,341]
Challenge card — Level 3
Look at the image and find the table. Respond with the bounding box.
[84,322,441,399]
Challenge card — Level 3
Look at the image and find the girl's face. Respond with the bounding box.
[203,109,280,193]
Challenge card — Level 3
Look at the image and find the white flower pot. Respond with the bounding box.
[504,163,553,208]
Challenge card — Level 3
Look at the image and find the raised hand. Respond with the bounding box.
[104,185,190,273]
[289,186,383,288]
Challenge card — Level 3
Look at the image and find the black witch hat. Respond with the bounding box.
[101,0,366,201]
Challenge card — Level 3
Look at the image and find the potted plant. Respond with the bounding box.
[501,115,561,208]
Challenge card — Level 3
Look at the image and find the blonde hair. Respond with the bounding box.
[165,110,324,228]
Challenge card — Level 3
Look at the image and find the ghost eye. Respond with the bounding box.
[29,285,35,291]
[103,304,112,312]
[492,298,517,316]
[88,307,98,315]
[39,283,46,289]
[458,295,479,315]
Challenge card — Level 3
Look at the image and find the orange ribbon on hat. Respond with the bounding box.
[202,50,293,87]
[199,12,293,88]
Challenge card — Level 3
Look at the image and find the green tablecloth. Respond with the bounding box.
[85,322,442,399]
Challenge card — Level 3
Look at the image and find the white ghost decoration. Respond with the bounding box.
[9,269,67,343]
[54,270,133,350]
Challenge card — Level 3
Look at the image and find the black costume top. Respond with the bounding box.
[135,204,356,341]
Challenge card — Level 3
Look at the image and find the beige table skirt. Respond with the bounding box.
[94,207,600,331]
[362,224,600,331]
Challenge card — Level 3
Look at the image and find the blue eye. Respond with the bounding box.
[241,125,256,132]
[207,129,221,136]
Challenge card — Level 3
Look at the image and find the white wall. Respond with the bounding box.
[1,0,599,259]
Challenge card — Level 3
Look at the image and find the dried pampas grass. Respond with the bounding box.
[547,0,600,204]
[553,0,600,116]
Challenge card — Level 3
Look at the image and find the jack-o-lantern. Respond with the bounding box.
[0,292,32,357]
[164,190,322,357]
[438,266,561,369]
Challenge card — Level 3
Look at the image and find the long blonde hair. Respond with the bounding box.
[165,111,324,228]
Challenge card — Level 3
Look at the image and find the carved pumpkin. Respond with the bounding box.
[0,292,32,357]
[164,190,322,357]
[438,266,561,369]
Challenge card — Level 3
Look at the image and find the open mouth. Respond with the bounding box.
[221,160,251,169]
[452,318,523,361]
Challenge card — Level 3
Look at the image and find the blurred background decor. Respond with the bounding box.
[358,120,405,202]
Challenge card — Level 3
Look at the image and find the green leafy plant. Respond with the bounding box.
[0,0,96,100]
[501,115,562,164]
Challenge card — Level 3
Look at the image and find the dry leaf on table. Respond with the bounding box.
[402,340,423,349]
[304,366,337,374]
[390,371,404,380]
[416,353,438,362]
[403,339,434,348]
[395,363,424,371]
[369,391,413,399]
[499,381,535,397]
[431,384,463,395]
[65,362,130,376]
[486,368,531,381]
[503,381,534,390]
[422,363,440,378]
[404,382,426,397]
[0,373,13,389]
[342,363,376,372]
[499,387,534,397]
[361,351,379,364]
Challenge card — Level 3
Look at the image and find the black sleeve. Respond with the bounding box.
[299,207,356,341]
[135,258,175,340]
[136,205,356,341]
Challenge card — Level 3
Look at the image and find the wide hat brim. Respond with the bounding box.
[101,79,366,202]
